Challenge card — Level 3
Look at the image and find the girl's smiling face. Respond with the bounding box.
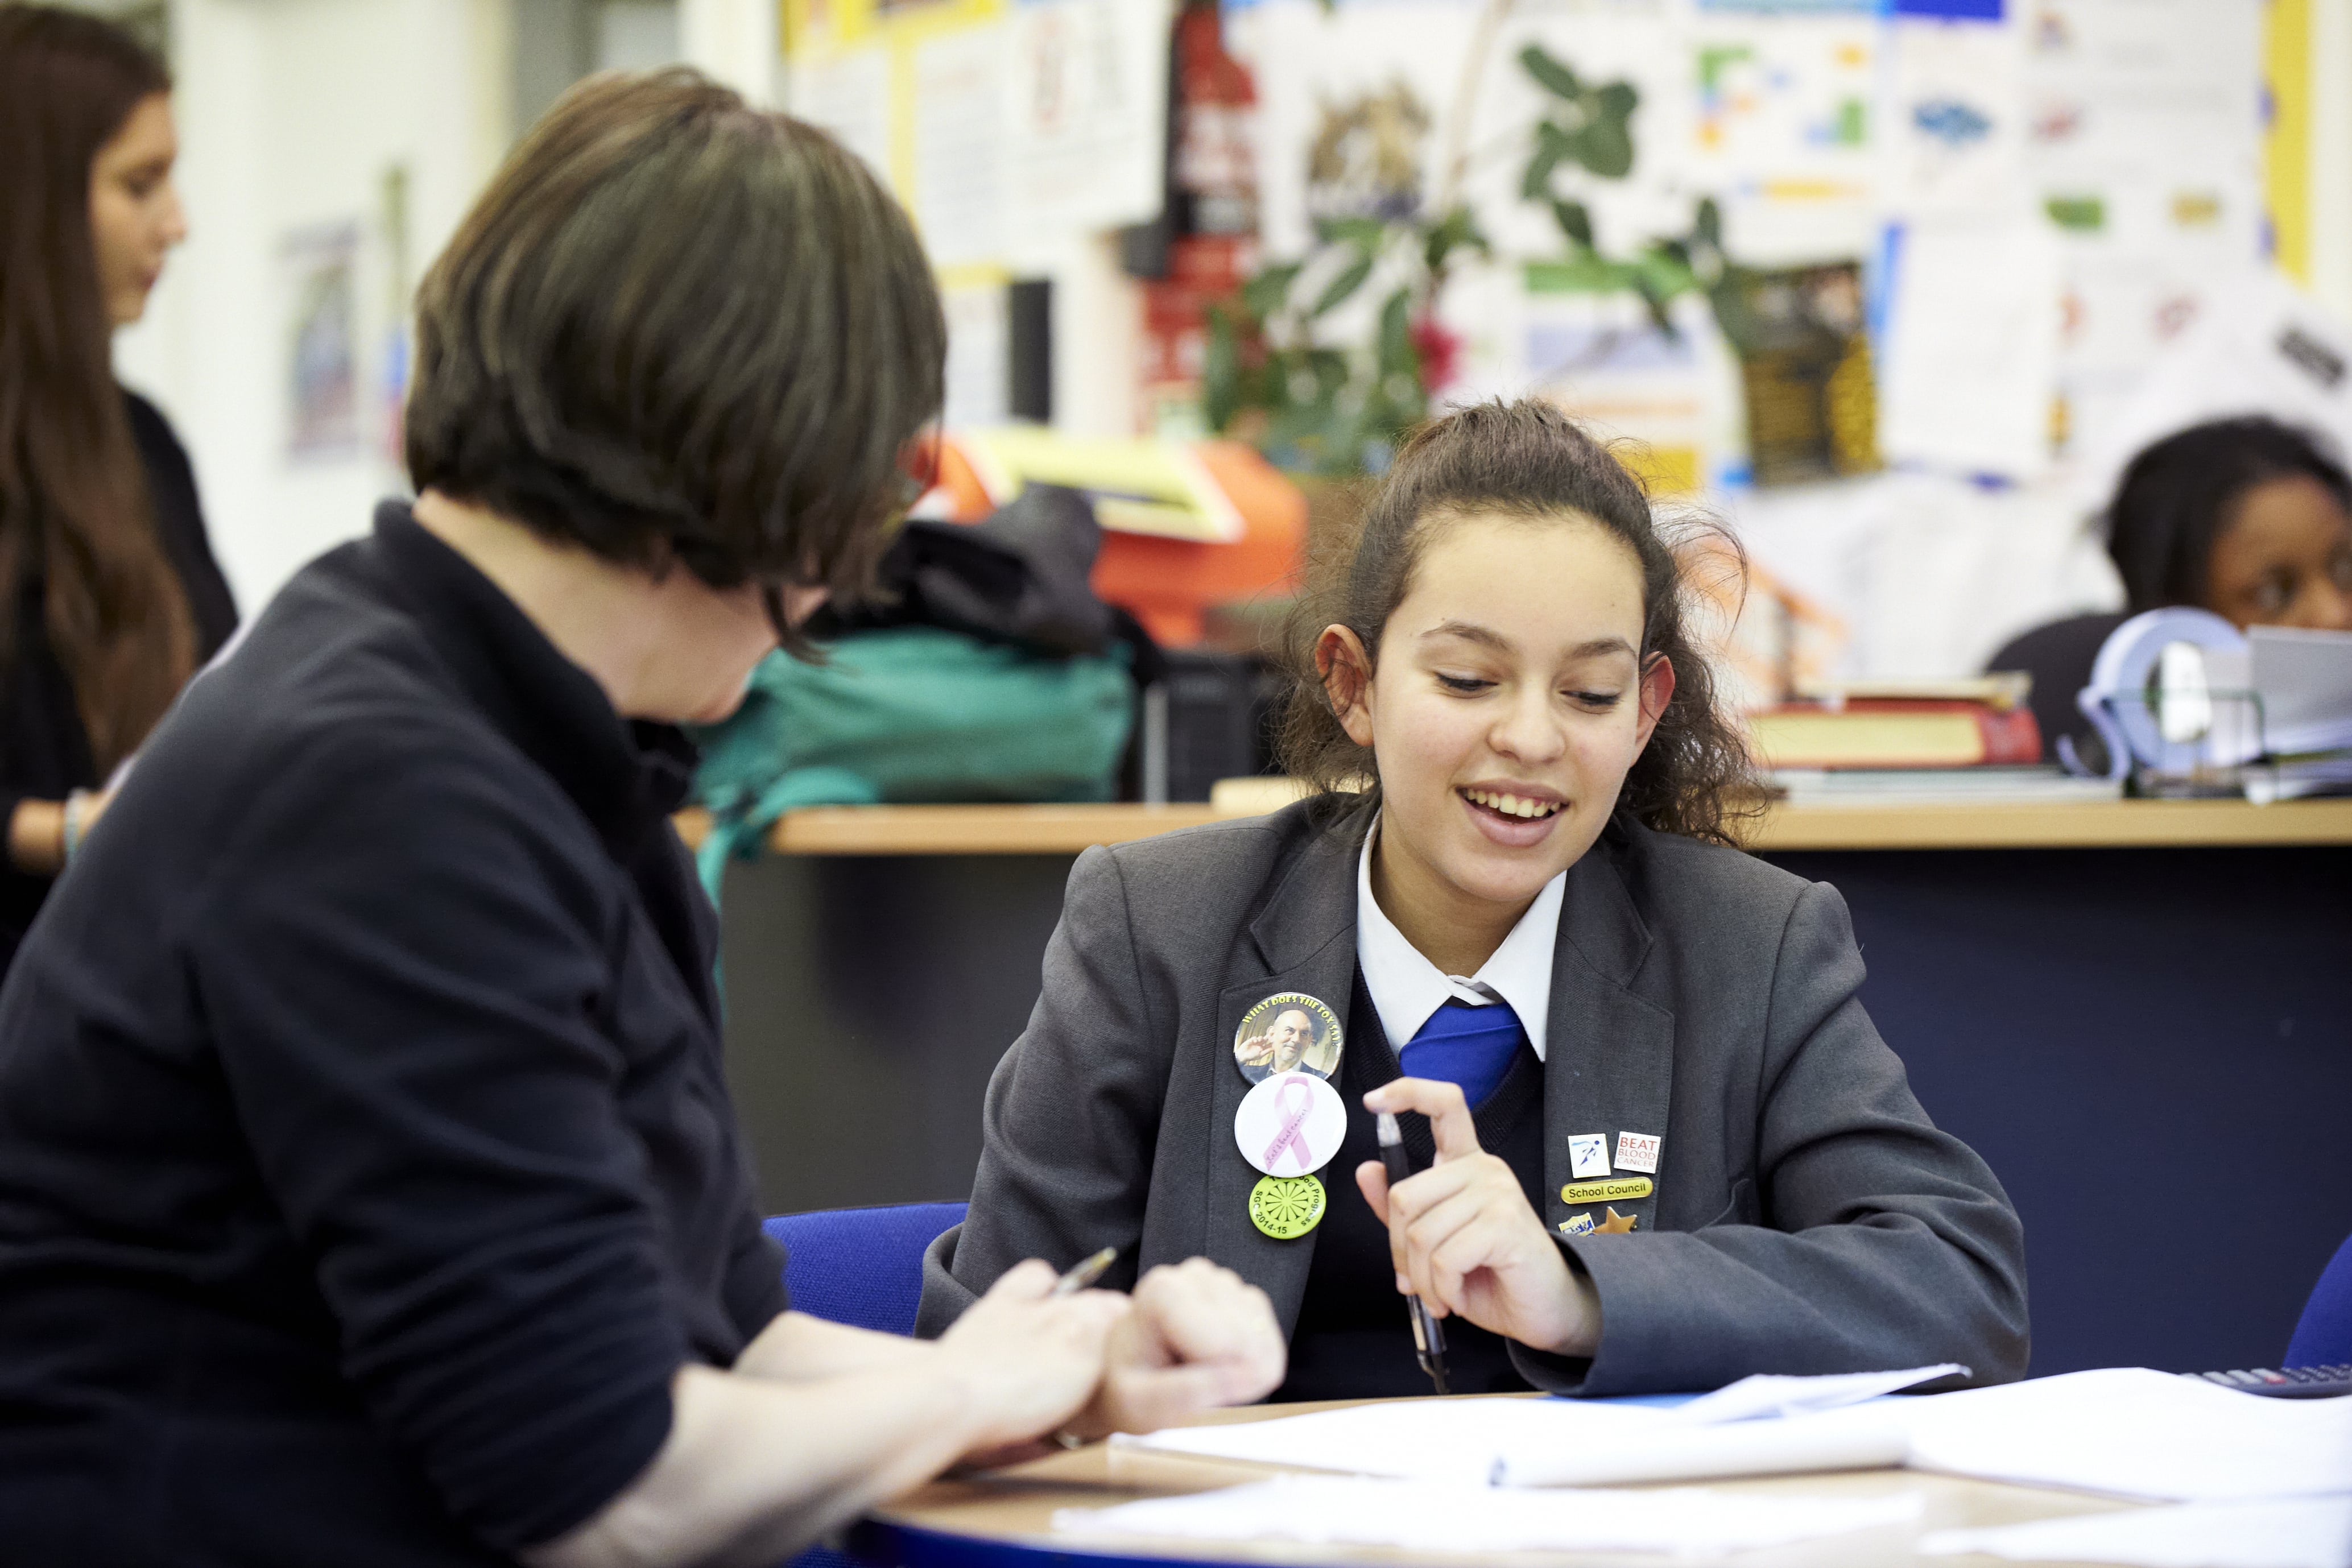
[1322,510,1674,940]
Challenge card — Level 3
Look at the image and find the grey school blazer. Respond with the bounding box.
[915,798,2029,1393]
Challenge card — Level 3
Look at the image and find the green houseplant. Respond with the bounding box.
[1202,39,1729,477]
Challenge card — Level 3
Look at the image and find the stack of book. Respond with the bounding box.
[1747,677,2123,802]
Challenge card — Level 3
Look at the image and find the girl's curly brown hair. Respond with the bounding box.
[1274,398,1759,846]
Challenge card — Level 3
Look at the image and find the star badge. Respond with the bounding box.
[1595,1206,1639,1234]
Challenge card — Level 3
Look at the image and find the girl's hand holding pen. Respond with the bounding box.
[1356,1078,1603,1359]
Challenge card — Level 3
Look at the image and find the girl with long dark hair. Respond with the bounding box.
[0,4,238,971]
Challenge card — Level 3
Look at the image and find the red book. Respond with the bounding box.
[1747,700,2042,769]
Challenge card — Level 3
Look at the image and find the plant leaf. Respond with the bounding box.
[1518,44,1581,102]
[1520,138,1564,202]
[1422,205,1485,272]
[1595,81,1639,123]
[1241,262,1301,321]
[1631,272,1675,337]
[1376,286,1416,379]
[1314,215,1388,251]
[1571,118,1635,179]
[1550,198,1595,250]
[1309,253,1375,318]
[1305,347,1351,399]
[1203,307,1241,433]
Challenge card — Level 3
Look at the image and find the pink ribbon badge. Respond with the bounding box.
[1262,1077,1317,1174]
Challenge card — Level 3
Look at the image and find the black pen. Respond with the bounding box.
[1376,1110,1449,1395]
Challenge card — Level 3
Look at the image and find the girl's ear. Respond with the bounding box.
[1316,624,1378,747]
[1633,652,1676,754]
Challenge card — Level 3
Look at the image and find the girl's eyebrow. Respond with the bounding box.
[1420,619,1635,661]
[1421,619,1515,652]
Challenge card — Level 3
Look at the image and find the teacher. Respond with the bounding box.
[0,69,1282,1568]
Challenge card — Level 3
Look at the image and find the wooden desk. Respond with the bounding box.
[681,795,2352,857]
[856,1397,2139,1568]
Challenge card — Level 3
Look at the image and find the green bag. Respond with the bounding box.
[688,626,1134,899]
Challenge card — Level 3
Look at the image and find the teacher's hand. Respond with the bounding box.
[1355,1078,1602,1358]
[934,1260,1126,1455]
[1074,1257,1285,1437]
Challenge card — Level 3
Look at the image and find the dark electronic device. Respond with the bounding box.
[2187,1364,2352,1398]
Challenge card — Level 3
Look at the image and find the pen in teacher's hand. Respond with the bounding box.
[1378,1111,1450,1396]
[1051,1246,1118,1297]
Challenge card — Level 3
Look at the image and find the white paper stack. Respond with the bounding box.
[1113,1365,2352,1504]
[1054,1474,1924,1556]
[1111,1366,1954,1488]
[1902,1368,2352,1502]
[1921,1498,2352,1568]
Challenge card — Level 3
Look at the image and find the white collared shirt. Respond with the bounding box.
[1354,814,1564,1062]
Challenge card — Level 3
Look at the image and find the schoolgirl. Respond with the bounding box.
[918,400,2028,1400]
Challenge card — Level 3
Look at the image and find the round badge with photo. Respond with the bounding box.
[1232,992,1343,1085]
[1234,1070,1347,1178]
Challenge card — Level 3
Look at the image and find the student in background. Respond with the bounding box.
[921,399,2028,1401]
[1990,417,2352,763]
[0,6,239,973]
[0,69,1281,1568]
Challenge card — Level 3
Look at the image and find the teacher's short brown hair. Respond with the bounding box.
[404,68,943,655]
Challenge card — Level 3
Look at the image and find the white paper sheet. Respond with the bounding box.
[1113,1367,1954,1487]
[2247,624,2352,756]
[786,48,891,184]
[940,279,1010,431]
[1055,1474,1925,1555]
[1921,1497,2352,1568]
[1879,216,2064,480]
[1111,1394,1618,1483]
[1004,0,1171,237]
[1903,1368,2352,1503]
[1668,1364,1965,1425]
[912,25,1010,268]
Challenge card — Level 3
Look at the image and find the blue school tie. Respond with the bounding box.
[1397,998,1528,1110]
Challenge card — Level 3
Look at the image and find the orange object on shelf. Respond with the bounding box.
[928,433,1306,647]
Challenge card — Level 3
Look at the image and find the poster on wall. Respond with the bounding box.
[1690,6,1882,263]
[1238,0,1690,266]
[282,222,361,462]
[911,22,1012,266]
[1004,0,1172,235]
[788,47,891,180]
[785,0,1168,256]
[2022,0,2262,460]
[1879,216,2063,478]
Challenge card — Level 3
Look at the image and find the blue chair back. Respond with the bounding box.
[764,1203,966,1568]
[2286,1231,2352,1366]
[764,1201,968,1338]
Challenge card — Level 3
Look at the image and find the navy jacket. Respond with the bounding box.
[0,504,783,1565]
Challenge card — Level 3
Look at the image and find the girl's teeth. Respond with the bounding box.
[1469,789,1554,818]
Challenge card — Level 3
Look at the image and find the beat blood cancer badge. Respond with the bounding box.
[1234,1070,1346,1178]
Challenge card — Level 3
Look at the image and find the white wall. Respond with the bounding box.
[114,0,510,615]
[2309,0,2352,325]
